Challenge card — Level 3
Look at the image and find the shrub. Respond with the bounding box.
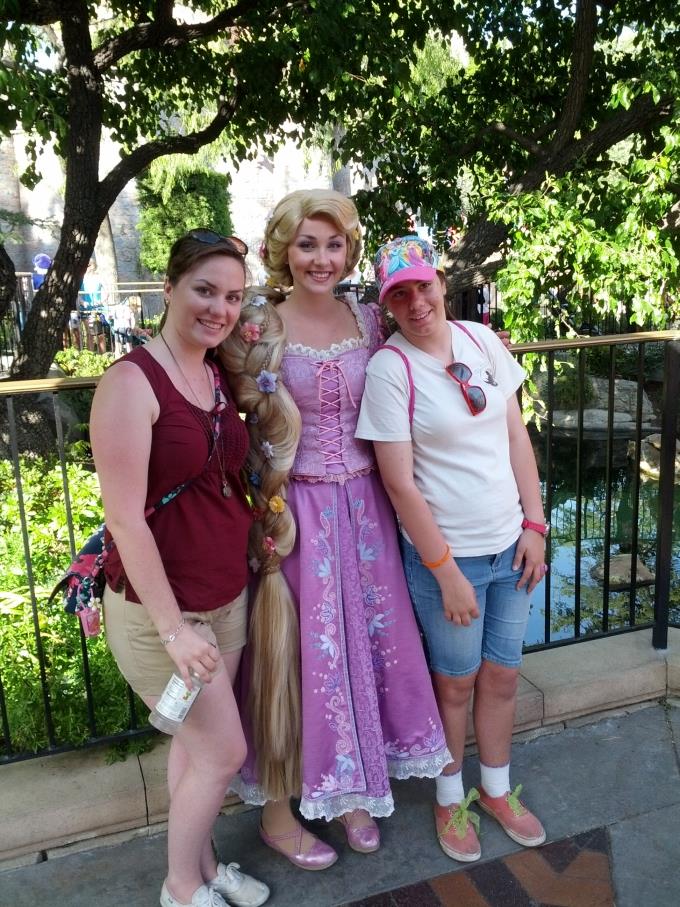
[552,367,596,409]
[0,457,147,754]
[53,348,114,438]
[54,348,113,379]
[586,341,666,383]
[138,169,234,276]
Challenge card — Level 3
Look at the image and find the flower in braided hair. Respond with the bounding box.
[256,369,278,393]
[240,321,261,343]
[268,495,285,514]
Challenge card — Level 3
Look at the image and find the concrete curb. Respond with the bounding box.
[2,627,678,867]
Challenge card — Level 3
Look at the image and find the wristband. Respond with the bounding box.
[422,544,451,569]
[160,617,185,646]
[521,518,549,536]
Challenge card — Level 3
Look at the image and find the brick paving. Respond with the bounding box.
[344,827,614,907]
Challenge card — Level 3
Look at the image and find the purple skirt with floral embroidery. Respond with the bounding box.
[232,469,450,820]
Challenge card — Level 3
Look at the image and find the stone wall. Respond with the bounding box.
[226,138,334,282]
[2,128,338,286]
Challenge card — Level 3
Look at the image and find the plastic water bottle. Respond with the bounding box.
[149,672,202,735]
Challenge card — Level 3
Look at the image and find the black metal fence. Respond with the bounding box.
[1,331,679,764]
[512,332,680,651]
[0,277,162,373]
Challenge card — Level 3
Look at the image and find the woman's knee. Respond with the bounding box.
[434,670,477,708]
[195,734,247,786]
[477,660,519,701]
[179,710,247,780]
[225,735,248,776]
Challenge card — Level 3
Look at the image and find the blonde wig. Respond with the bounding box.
[261,188,362,290]
[219,290,303,799]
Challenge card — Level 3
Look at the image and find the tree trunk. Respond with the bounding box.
[0,243,17,321]
[9,1,104,380]
[331,124,352,196]
[445,220,509,291]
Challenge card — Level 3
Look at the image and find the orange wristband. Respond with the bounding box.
[422,545,451,569]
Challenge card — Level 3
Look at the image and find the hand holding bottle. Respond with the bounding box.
[163,618,219,687]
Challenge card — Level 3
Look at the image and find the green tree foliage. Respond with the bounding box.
[0,0,444,380]
[138,168,233,276]
[343,2,680,333]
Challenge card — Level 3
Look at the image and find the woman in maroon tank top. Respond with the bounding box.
[91,233,270,907]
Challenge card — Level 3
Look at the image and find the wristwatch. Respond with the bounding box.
[521,518,550,536]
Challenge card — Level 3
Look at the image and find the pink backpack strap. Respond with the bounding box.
[450,319,484,353]
[374,324,483,428]
[374,344,415,426]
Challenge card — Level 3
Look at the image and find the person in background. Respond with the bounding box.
[31,252,52,291]
[221,190,450,870]
[79,259,109,352]
[356,235,548,864]
[91,230,270,907]
[28,252,52,333]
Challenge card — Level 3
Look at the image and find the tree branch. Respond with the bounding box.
[519,90,675,193]
[662,199,680,232]
[448,91,675,289]
[551,0,598,151]
[153,1,175,28]
[97,96,239,213]
[459,121,548,158]
[93,0,263,70]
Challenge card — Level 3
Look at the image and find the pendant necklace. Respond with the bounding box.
[159,331,232,498]
[213,428,232,498]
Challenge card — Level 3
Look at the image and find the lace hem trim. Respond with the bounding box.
[229,777,395,821]
[387,747,452,780]
[229,748,450,819]
[229,775,268,808]
[285,297,369,359]
[291,465,375,485]
[299,792,395,822]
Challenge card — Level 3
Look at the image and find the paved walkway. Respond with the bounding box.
[2,701,679,906]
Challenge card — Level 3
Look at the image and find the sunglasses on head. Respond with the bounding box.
[187,229,249,257]
[445,361,487,416]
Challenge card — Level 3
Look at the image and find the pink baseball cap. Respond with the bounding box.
[374,235,441,304]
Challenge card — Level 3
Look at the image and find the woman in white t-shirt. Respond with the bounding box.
[356,235,548,864]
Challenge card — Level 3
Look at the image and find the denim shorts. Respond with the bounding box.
[400,536,532,677]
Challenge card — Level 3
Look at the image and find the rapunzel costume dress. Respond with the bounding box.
[233,298,450,820]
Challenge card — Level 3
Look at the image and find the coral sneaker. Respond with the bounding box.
[433,788,482,862]
[478,784,546,847]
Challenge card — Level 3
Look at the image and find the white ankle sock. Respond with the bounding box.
[436,770,465,806]
[480,762,510,798]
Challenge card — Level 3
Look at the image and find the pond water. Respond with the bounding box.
[524,435,680,647]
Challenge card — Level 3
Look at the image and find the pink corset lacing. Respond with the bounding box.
[315,359,356,467]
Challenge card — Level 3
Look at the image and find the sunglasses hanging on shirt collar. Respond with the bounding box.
[445,361,487,416]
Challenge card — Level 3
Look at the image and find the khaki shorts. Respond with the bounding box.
[103,585,248,699]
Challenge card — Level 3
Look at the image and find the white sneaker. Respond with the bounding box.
[209,862,270,907]
[160,882,229,907]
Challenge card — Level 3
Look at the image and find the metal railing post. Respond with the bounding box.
[653,340,680,650]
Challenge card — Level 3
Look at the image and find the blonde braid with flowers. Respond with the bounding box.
[219,289,302,799]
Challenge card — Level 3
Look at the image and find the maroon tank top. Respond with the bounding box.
[104,347,252,612]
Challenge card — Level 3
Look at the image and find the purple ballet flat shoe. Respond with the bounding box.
[337,810,381,854]
[259,820,338,871]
